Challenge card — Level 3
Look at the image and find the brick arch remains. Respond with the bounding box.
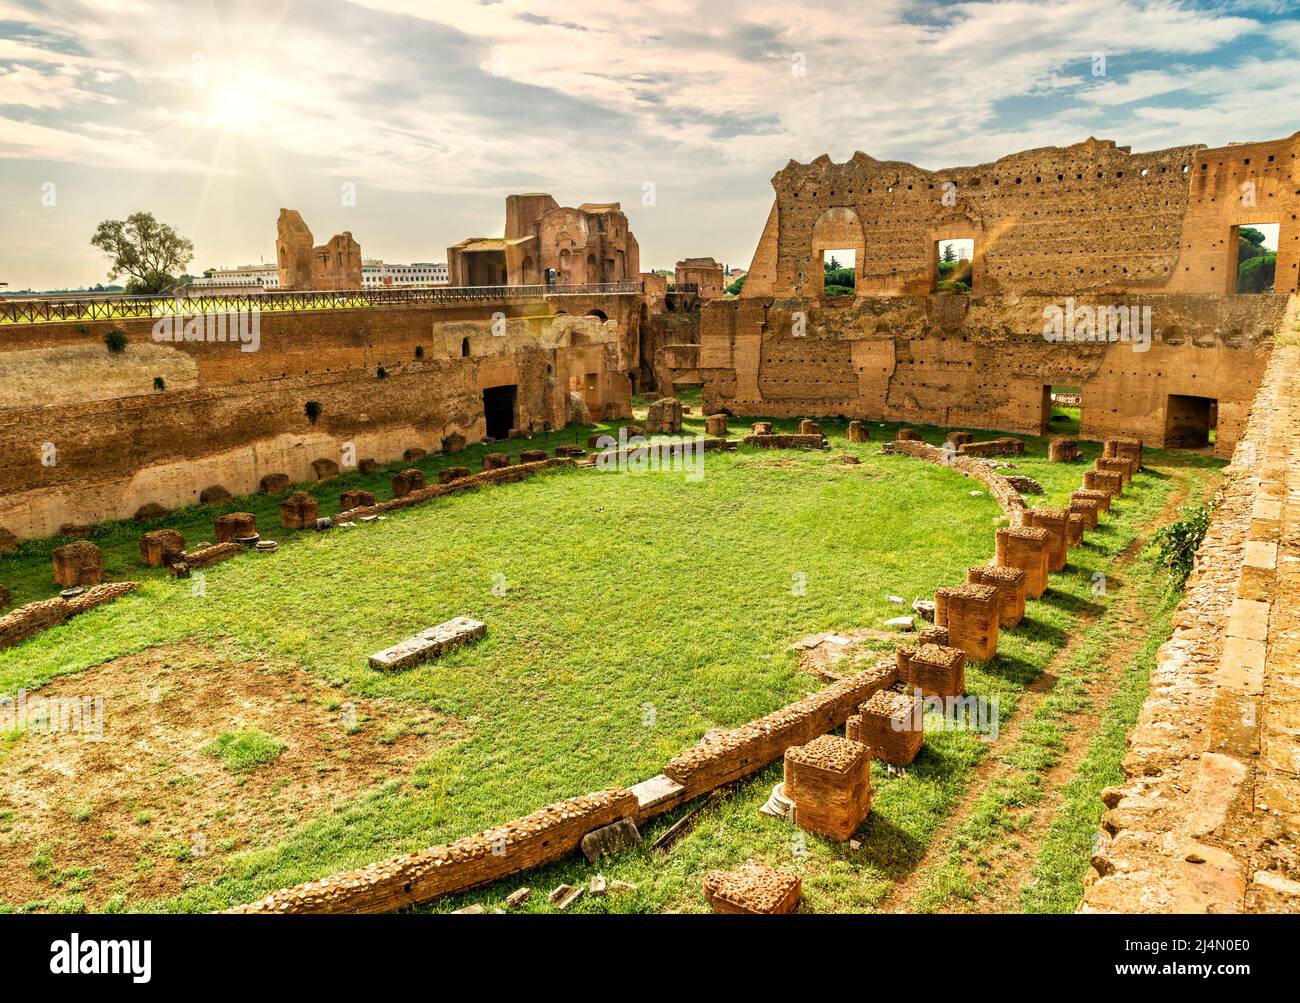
[808,207,865,298]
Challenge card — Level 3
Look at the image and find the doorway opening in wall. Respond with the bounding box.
[937,239,974,293]
[1041,384,1081,436]
[1164,394,1217,448]
[483,384,517,440]
[1234,223,1279,293]
[822,249,855,297]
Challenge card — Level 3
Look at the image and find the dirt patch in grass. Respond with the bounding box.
[0,640,456,912]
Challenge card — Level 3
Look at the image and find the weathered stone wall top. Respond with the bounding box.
[743,133,1300,299]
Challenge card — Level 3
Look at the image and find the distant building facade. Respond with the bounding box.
[191,264,281,289]
[448,193,640,288]
[362,260,448,287]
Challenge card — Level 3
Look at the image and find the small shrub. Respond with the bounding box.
[304,400,322,424]
[104,330,127,354]
[1148,501,1213,588]
[200,728,286,772]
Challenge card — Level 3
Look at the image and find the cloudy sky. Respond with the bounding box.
[0,0,1297,290]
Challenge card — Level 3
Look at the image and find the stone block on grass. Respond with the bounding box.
[367,616,487,671]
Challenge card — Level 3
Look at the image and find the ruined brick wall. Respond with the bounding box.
[1082,303,1300,913]
[675,257,725,298]
[276,209,363,291]
[668,134,1300,453]
[311,232,362,291]
[743,134,1299,299]
[1165,138,1300,295]
[275,209,314,290]
[687,292,1284,456]
[0,295,640,540]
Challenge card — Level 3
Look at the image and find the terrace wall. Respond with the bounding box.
[0,295,640,541]
[1082,309,1300,913]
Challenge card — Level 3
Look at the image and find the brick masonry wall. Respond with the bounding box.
[688,291,1284,457]
[1081,304,1300,913]
[0,296,639,540]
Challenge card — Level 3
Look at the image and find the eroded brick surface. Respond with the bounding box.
[1082,344,1300,914]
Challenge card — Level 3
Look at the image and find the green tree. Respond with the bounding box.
[725,274,747,296]
[1237,252,1276,293]
[825,255,842,271]
[941,243,957,264]
[90,212,194,294]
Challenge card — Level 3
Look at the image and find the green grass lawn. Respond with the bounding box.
[0,411,1221,913]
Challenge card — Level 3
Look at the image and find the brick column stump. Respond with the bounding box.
[995,525,1051,598]
[214,512,258,544]
[896,642,967,698]
[53,541,103,588]
[967,564,1027,628]
[783,735,872,841]
[140,529,186,568]
[847,689,924,765]
[280,491,319,530]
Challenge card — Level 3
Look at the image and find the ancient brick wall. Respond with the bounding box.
[666,134,1300,453]
[1082,308,1300,913]
[743,134,1299,300]
[687,291,1284,456]
[0,295,640,541]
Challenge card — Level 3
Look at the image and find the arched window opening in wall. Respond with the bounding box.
[461,337,470,358]
[1041,384,1082,437]
[822,248,855,297]
[1234,222,1279,293]
[936,238,975,293]
[811,206,863,298]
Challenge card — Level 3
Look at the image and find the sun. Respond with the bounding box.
[206,83,260,133]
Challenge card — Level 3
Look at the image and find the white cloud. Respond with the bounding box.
[0,0,1294,287]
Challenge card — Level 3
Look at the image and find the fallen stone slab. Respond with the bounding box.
[885,615,915,630]
[580,818,642,862]
[629,774,685,816]
[367,616,487,671]
[505,887,530,910]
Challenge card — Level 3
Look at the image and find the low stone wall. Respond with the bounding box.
[1081,341,1300,913]
[338,457,573,521]
[662,662,896,801]
[0,582,138,649]
[230,662,896,913]
[227,789,638,914]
